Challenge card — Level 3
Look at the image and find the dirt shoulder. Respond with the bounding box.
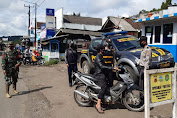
[20,63,173,118]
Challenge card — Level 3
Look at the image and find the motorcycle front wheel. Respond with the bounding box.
[74,84,92,107]
[123,89,144,112]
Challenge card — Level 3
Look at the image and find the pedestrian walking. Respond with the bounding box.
[1,42,21,98]
[65,41,78,87]
[137,36,152,89]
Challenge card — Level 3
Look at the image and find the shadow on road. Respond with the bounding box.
[12,86,53,97]
[103,103,126,111]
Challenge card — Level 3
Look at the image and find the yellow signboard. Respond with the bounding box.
[117,37,136,42]
[151,72,172,103]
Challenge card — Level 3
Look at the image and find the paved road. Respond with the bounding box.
[0,56,28,118]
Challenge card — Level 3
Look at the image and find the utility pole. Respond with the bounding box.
[35,3,37,51]
[24,5,33,36]
[24,0,46,51]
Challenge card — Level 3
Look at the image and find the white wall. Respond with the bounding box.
[102,17,108,26]
[142,18,177,45]
[173,22,177,45]
[55,8,63,29]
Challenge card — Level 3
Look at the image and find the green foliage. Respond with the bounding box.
[13,39,21,46]
[44,59,59,66]
[166,0,172,5]
[140,0,172,14]
[161,2,168,9]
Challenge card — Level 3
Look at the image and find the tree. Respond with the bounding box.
[166,0,172,5]
[72,12,81,16]
[152,8,157,11]
[161,2,165,9]
[73,12,76,16]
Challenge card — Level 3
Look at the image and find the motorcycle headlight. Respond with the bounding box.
[167,53,173,58]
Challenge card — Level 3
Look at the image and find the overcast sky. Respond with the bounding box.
[0,0,176,37]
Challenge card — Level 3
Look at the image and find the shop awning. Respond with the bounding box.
[41,34,69,42]
[134,13,177,23]
[41,42,49,45]
[55,28,103,37]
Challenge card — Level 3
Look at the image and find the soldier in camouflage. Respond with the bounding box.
[2,42,21,98]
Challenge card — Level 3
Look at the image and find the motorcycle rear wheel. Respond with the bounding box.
[74,84,92,107]
[123,89,144,112]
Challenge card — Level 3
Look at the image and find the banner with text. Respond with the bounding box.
[150,72,172,103]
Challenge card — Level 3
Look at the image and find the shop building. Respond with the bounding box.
[41,8,102,61]
[134,5,177,62]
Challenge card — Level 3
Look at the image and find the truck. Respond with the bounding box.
[79,31,175,83]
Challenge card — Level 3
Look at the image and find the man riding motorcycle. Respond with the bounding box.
[104,38,115,87]
[94,44,118,113]
[23,46,31,65]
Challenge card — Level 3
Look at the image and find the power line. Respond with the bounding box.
[37,0,46,8]
[29,0,46,14]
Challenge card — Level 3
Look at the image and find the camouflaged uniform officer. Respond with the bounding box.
[138,36,152,89]
[2,42,21,98]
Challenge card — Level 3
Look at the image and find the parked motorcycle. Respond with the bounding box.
[23,56,32,65]
[73,67,144,112]
[32,55,45,65]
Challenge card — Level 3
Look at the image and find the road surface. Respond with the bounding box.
[0,57,174,118]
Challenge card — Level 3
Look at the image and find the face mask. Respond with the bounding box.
[140,43,145,47]
[70,44,74,48]
[106,42,111,46]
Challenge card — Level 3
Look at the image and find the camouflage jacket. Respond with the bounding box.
[1,49,21,71]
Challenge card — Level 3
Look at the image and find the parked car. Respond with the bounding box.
[79,31,175,83]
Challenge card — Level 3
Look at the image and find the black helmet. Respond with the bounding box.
[139,36,147,43]
[96,44,105,52]
[69,41,74,48]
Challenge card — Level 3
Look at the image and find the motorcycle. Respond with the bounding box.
[31,55,45,65]
[73,67,144,112]
[23,55,32,65]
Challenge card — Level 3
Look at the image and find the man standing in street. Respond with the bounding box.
[138,36,152,89]
[2,42,21,98]
[65,41,78,87]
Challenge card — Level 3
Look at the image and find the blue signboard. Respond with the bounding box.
[46,29,55,39]
[41,24,46,31]
[46,8,55,16]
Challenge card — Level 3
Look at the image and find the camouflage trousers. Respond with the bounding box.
[4,70,18,86]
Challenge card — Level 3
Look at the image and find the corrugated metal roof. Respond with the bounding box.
[55,28,103,37]
[123,18,142,30]
[63,15,102,26]
[109,17,136,31]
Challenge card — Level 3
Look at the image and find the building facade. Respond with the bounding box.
[135,5,177,62]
